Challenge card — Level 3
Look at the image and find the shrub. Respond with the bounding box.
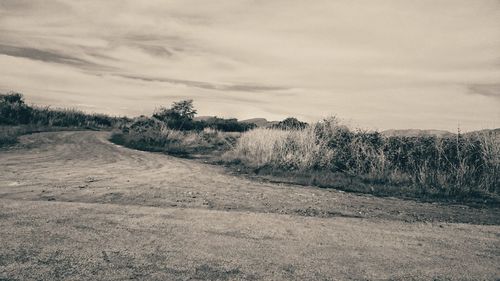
[0,126,20,147]
[225,117,500,198]
[0,92,33,124]
[271,117,308,130]
[198,117,256,132]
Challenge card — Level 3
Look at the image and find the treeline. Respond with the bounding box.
[149,99,255,132]
[0,92,127,128]
[1,93,255,132]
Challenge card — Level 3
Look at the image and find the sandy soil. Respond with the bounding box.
[0,131,499,280]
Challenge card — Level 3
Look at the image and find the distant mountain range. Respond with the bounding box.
[381,128,499,137]
[240,118,279,127]
[194,116,280,127]
[380,129,453,137]
[195,116,498,136]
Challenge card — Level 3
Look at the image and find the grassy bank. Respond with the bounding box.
[0,125,40,148]
[0,92,127,147]
[0,125,92,148]
[110,117,240,158]
[223,118,500,201]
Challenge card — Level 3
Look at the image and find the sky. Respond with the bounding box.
[0,0,499,131]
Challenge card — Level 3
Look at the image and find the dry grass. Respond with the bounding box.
[110,118,239,157]
[224,117,500,199]
[224,127,331,170]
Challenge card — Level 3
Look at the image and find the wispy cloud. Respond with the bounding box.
[119,74,287,92]
[0,44,105,69]
[468,83,500,99]
[134,45,173,57]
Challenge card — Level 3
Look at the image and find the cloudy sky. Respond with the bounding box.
[0,0,499,131]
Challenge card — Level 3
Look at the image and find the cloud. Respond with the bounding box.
[118,74,288,92]
[135,45,173,57]
[0,44,106,69]
[468,83,500,99]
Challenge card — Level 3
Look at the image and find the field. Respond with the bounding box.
[1,131,499,280]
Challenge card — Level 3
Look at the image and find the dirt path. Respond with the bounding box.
[1,131,499,280]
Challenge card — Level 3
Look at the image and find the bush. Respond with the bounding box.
[0,126,20,147]
[0,92,33,124]
[198,117,256,132]
[224,117,500,199]
[271,117,308,130]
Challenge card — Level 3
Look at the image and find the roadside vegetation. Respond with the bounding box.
[110,99,254,157]
[2,91,498,202]
[224,118,499,200]
[109,98,499,201]
[0,92,127,147]
[110,117,240,157]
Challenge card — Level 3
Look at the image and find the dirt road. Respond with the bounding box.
[0,131,499,280]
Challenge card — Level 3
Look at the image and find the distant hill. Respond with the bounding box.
[240,118,279,128]
[467,128,500,135]
[382,128,500,138]
[381,129,453,138]
[193,116,279,128]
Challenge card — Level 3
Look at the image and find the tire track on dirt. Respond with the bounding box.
[0,131,499,224]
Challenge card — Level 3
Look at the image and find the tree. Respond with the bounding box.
[153,99,197,121]
[1,92,24,104]
[171,99,197,120]
[0,92,32,124]
[152,99,198,130]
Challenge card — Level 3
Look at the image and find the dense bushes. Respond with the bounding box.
[197,117,256,132]
[111,117,239,157]
[271,117,308,130]
[224,117,499,198]
[152,100,254,132]
[1,92,125,128]
[0,93,33,124]
[110,99,255,155]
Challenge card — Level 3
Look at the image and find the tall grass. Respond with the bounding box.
[227,126,331,169]
[224,117,499,199]
[1,92,128,147]
[1,92,127,129]
[0,126,26,147]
